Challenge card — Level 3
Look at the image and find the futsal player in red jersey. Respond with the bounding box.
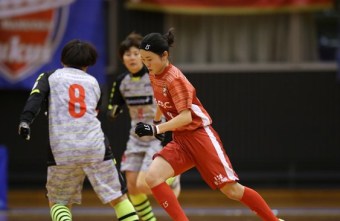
[134,28,284,221]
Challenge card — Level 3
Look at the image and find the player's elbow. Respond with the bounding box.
[181,109,192,125]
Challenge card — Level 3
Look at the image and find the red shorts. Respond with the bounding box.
[155,125,239,189]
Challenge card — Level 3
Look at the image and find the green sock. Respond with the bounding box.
[114,198,139,221]
[50,204,72,221]
[129,194,156,221]
[165,177,175,186]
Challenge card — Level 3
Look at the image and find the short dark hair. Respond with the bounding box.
[118,32,143,60]
[61,39,98,68]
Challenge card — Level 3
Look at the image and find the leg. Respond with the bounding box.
[181,126,280,221]
[126,171,156,221]
[135,170,152,194]
[46,165,84,221]
[85,160,139,221]
[220,182,279,221]
[136,170,181,197]
[166,175,181,198]
[123,150,158,220]
[123,151,152,195]
[146,156,188,221]
[109,194,139,221]
[49,202,72,221]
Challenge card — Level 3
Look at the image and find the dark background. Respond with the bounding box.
[1,1,340,190]
[1,71,340,189]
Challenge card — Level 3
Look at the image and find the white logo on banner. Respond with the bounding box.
[0,0,75,82]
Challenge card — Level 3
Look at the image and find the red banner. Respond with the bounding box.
[0,0,107,89]
[126,0,333,14]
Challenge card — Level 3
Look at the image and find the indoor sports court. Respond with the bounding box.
[1,1,340,221]
[2,187,340,221]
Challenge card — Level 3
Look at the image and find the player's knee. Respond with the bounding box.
[109,194,128,207]
[126,180,139,195]
[136,180,150,193]
[144,172,153,186]
[220,182,244,200]
[145,171,162,188]
[224,189,240,200]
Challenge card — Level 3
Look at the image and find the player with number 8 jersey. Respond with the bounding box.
[47,68,107,165]
[18,39,139,221]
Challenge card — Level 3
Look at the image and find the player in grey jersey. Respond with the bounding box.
[107,33,181,221]
[18,39,139,221]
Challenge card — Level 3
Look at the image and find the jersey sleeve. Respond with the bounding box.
[107,73,126,110]
[168,77,193,113]
[20,72,51,124]
[96,87,103,111]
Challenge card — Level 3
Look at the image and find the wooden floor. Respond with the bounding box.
[1,187,340,221]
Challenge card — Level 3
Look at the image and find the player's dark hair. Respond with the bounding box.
[61,39,98,69]
[118,32,143,60]
[140,28,175,56]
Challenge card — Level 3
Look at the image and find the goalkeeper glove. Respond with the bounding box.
[107,105,123,121]
[135,122,156,137]
[135,122,166,142]
[18,121,31,140]
[153,120,165,142]
[155,133,165,142]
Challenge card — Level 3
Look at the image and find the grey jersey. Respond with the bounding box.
[48,68,105,165]
[20,67,113,166]
[108,66,158,148]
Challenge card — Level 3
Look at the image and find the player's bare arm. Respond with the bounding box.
[157,109,192,133]
[153,105,163,122]
[135,109,192,137]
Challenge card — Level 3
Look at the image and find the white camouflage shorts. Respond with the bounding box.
[46,159,125,205]
[120,138,162,172]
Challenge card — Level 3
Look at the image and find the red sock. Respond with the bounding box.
[240,187,278,221]
[151,182,188,221]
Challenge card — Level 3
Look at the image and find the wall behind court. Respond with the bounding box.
[2,71,339,188]
[1,0,339,189]
[185,71,340,188]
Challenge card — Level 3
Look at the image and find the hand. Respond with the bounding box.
[107,105,123,121]
[161,131,173,147]
[152,120,165,141]
[18,121,31,140]
[135,122,155,137]
[155,133,165,142]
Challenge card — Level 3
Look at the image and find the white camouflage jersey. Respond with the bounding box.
[20,67,113,165]
[108,66,158,148]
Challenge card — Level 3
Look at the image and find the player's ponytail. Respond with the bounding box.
[163,27,175,48]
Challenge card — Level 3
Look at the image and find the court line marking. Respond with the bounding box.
[1,207,340,217]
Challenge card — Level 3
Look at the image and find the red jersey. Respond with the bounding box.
[149,64,212,131]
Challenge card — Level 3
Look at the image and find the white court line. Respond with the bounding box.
[1,207,340,217]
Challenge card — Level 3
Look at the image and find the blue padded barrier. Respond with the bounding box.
[0,146,7,210]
